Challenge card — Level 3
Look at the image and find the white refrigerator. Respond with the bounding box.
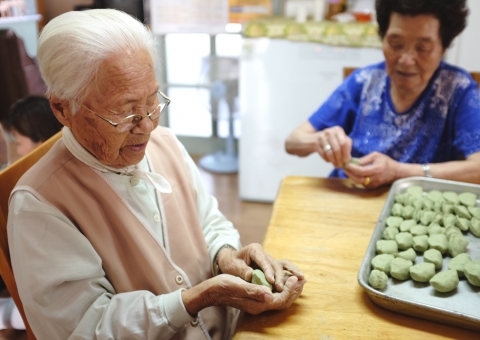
[239,38,384,202]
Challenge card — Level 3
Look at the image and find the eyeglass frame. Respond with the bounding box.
[79,90,171,133]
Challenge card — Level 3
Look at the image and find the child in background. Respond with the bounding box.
[0,95,62,330]
[1,95,63,160]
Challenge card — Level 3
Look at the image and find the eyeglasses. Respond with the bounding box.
[80,90,171,133]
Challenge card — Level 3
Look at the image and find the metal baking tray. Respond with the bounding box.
[358,177,480,332]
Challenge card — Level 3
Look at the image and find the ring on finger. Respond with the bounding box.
[323,144,332,153]
[364,176,371,186]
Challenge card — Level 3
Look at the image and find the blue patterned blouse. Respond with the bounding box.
[309,61,480,178]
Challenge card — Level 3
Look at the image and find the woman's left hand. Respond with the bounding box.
[217,243,305,292]
[344,151,401,189]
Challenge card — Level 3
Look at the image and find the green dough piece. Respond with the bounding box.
[427,234,448,255]
[369,269,389,289]
[376,240,398,254]
[471,217,480,237]
[404,194,416,207]
[444,225,462,241]
[412,235,429,252]
[443,214,457,228]
[251,269,273,291]
[343,157,361,168]
[400,219,416,232]
[349,157,360,165]
[423,197,434,211]
[402,205,415,220]
[410,263,436,283]
[395,232,413,250]
[413,208,423,223]
[453,205,472,219]
[430,270,459,293]
[390,257,413,280]
[464,261,480,287]
[454,205,471,219]
[383,226,400,240]
[443,191,459,205]
[411,225,428,236]
[427,190,443,202]
[424,249,443,269]
[455,216,470,232]
[412,199,424,210]
[432,212,444,226]
[468,206,480,219]
[433,200,444,213]
[394,248,417,262]
[394,193,405,205]
[458,192,477,207]
[386,216,404,228]
[407,186,423,198]
[442,202,455,215]
[448,253,472,278]
[371,254,394,274]
[391,203,404,217]
[448,234,469,258]
[427,224,445,236]
[420,211,436,226]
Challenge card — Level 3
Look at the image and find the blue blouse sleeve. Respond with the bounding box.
[452,84,480,158]
[308,71,363,134]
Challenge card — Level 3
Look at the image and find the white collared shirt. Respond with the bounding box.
[8,128,241,339]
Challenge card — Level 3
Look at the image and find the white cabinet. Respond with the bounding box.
[444,0,480,72]
[239,38,384,201]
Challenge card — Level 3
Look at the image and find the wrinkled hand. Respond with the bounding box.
[182,251,306,317]
[344,151,401,188]
[217,243,305,292]
[206,274,304,315]
[314,126,352,169]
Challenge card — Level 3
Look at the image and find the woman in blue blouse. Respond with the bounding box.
[285,0,480,188]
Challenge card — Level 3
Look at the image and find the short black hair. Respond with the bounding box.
[375,0,468,49]
[1,96,62,143]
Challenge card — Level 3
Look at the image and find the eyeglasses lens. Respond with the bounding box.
[115,93,167,133]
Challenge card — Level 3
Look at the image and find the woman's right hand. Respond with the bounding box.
[314,126,352,169]
[182,274,305,316]
[286,122,352,169]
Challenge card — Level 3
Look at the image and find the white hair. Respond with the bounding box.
[37,9,158,113]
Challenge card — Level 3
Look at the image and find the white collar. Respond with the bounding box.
[62,127,172,193]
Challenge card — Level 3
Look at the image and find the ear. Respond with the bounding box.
[49,96,73,128]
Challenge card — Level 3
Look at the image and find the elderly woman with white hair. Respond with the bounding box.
[7,9,306,340]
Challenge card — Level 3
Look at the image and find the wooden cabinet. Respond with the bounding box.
[36,0,45,28]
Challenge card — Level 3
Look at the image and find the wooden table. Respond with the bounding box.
[233,177,479,339]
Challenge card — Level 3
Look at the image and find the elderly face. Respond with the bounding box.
[65,49,159,168]
[383,13,444,96]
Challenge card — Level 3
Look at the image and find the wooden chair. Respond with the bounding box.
[344,67,480,88]
[0,130,62,340]
[469,72,480,85]
[343,67,357,79]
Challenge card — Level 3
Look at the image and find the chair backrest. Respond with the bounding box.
[469,72,480,86]
[0,130,62,340]
[343,67,357,79]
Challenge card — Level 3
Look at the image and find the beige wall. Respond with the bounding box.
[43,0,92,22]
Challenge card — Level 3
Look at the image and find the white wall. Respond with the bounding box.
[444,0,480,72]
[25,0,37,15]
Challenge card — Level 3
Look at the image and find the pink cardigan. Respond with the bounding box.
[16,127,229,339]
